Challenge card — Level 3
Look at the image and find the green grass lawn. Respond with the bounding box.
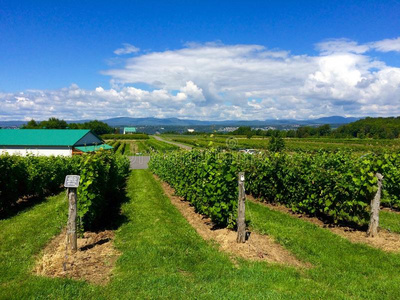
[107,137,180,155]
[247,201,400,299]
[380,210,400,234]
[162,134,400,152]
[1,170,400,299]
[0,193,98,299]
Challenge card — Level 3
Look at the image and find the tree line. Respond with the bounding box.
[231,124,333,138]
[17,116,400,139]
[231,117,400,139]
[21,118,116,135]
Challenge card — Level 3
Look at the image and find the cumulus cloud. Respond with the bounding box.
[1,38,400,121]
[114,43,140,55]
[178,81,206,102]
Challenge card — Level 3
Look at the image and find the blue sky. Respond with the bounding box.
[1,0,400,120]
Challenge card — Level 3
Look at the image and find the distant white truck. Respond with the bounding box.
[239,149,259,155]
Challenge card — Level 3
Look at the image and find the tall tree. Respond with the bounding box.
[40,118,68,129]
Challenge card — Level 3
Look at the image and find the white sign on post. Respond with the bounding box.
[64,175,80,188]
[240,173,245,182]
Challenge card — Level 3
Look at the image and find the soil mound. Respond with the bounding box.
[35,230,119,285]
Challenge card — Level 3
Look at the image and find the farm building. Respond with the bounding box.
[0,129,112,156]
[123,127,137,134]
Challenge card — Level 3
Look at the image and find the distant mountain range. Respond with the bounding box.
[95,116,360,126]
[0,116,360,128]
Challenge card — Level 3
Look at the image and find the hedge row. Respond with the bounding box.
[77,151,130,230]
[0,155,81,210]
[244,151,400,224]
[150,150,400,227]
[0,152,130,230]
[243,152,370,225]
[101,133,149,140]
[149,150,238,227]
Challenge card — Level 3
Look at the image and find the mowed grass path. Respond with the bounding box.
[1,170,400,299]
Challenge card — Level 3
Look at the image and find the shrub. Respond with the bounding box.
[149,150,238,227]
[150,149,400,227]
[77,151,130,230]
[268,135,285,152]
[0,152,130,230]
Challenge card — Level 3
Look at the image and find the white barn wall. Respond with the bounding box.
[1,147,72,157]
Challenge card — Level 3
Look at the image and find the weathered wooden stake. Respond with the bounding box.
[367,173,384,237]
[67,187,78,252]
[237,172,246,243]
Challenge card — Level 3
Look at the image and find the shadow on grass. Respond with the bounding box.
[0,193,57,220]
[86,190,130,232]
[248,195,369,232]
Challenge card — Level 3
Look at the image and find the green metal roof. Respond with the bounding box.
[0,129,92,146]
[124,127,137,132]
[75,144,113,152]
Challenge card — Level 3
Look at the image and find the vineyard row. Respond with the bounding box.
[149,150,400,227]
[0,152,130,230]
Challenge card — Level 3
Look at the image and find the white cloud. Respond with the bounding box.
[114,43,140,55]
[179,81,205,102]
[1,39,400,121]
[370,37,400,52]
[316,39,370,55]
[317,37,400,54]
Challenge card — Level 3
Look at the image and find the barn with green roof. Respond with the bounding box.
[123,127,137,134]
[0,129,112,156]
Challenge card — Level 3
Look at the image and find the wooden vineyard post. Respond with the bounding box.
[67,188,78,252]
[367,173,384,237]
[64,175,80,252]
[237,172,246,243]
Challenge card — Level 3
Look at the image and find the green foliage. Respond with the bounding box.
[69,120,114,135]
[0,155,28,209]
[101,133,149,140]
[379,152,400,209]
[22,118,115,135]
[107,138,180,155]
[23,119,38,128]
[3,170,400,298]
[268,134,285,152]
[243,151,400,225]
[115,142,125,155]
[336,117,400,139]
[232,126,253,136]
[22,117,68,129]
[145,139,180,152]
[149,149,238,227]
[0,152,129,230]
[77,151,130,230]
[169,135,400,153]
[0,154,80,211]
[151,148,400,227]
[243,151,382,225]
[107,141,134,155]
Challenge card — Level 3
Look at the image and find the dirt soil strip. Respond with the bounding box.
[34,230,120,285]
[248,196,400,253]
[382,207,400,215]
[154,175,308,268]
